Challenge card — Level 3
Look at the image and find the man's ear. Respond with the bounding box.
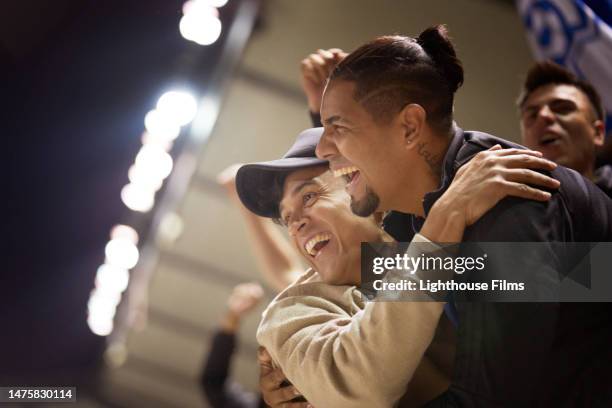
[398,104,427,148]
[593,120,605,147]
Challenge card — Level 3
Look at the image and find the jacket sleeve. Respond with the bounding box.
[257,234,446,408]
[201,330,259,408]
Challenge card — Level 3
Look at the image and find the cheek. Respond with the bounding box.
[566,121,595,146]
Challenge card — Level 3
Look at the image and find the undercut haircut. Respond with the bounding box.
[329,25,464,135]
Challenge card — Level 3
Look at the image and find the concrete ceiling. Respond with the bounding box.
[99,1,533,406]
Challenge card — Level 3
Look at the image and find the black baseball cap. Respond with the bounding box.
[236,127,327,218]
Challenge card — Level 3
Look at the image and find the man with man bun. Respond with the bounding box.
[317,25,612,407]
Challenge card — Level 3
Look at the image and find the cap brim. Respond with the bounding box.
[236,157,327,218]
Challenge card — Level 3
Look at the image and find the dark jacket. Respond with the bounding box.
[384,127,612,408]
[595,164,612,198]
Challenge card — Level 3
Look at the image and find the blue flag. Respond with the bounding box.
[517,0,612,136]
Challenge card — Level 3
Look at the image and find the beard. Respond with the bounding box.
[350,186,380,217]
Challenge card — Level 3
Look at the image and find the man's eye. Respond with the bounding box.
[303,192,317,206]
[335,126,348,135]
[550,101,575,115]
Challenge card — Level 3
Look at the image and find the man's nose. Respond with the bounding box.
[288,215,307,236]
[535,104,555,124]
[316,129,337,160]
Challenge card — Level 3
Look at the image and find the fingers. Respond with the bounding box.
[489,147,543,158]
[470,147,557,174]
[278,402,311,408]
[265,384,302,406]
[260,367,287,390]
[232,282,264,299]
[499,154,557,171]
[308,53,328,83]
[499,180,552,202]
[258,347,273,367]
[300,58,320,83]
[259,366,306,406]
[317,48,334,60]
[227,283,264,315]
[301,49,344,82]
[501,168,560,189]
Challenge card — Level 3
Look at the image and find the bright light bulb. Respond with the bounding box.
[121,183,155,213]
[88,289,121,315]
[105,237,140,269]
[128,164,164,192]
[157,91,198,126]
[179,12,222,46]
[141,132,173,151]
[110,224,139,245]
[183,0,220,17]
[205,0,228,8]
[96,264,130,293]
[135,145,174,180]
[87,313,114,336]
[144,109,181,141]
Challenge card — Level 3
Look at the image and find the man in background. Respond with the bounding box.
[518,60,612,197]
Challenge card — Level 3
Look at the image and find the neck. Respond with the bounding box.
[393,132,451,216]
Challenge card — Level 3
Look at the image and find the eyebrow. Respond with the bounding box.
[323,115,341,126]
[278,179,319,216]
[522,97,576,112]
[323,115,353,127]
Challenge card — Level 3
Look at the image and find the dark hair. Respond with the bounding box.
[269,172,288,224]
[329,25,464,134]
[517,61,604,122]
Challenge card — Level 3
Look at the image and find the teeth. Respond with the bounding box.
[304,233,332,256]
[333,166,359,178]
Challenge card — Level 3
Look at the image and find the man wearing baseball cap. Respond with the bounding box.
[235,128,558,408]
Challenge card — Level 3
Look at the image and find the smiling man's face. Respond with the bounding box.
[278,165,382,285]
[316,80,411,217]
[520,83,604,176]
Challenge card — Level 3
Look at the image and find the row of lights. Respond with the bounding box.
[88,0,226,337]
[88,92,197,336]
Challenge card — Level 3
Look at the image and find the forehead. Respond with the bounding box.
[321,80,363,123]
[278,166,328,210]
[524,84,590,109]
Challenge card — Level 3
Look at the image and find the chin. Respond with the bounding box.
[350,190,380,217]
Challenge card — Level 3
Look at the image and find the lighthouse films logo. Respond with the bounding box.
[359,242,612,302]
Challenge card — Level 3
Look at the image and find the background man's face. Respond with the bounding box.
[278,166,381,285]
[520,84,604,175]
[316,80,407,216]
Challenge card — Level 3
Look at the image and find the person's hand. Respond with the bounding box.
[258,347,311,407]
[217,163,242,200]
[300,48,347,113]
[227,282,264,318]
[431,145,560,228]
[220,282,263,333]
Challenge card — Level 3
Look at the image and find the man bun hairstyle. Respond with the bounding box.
[416,25,464,93]
[330,24,464,135]
[517,60,604,122]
